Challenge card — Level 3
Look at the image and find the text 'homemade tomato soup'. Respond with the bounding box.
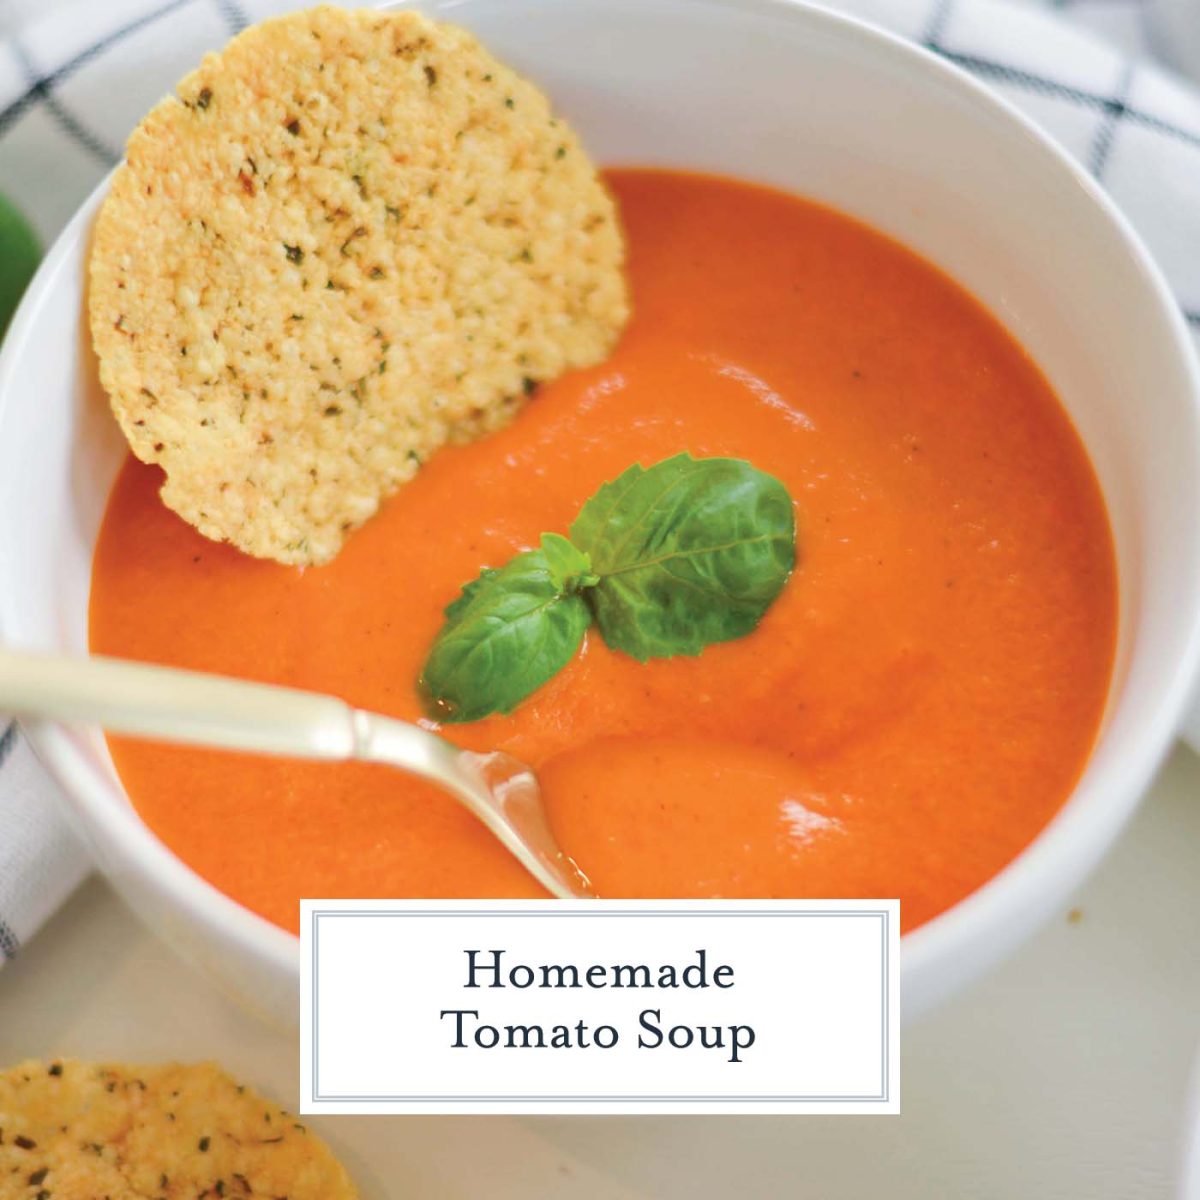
[90,170,1117,933]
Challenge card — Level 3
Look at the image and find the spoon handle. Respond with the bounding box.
[0,647,359,760]
[0,647,591,899]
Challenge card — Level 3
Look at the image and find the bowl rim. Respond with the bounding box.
[2,0,1199,1002]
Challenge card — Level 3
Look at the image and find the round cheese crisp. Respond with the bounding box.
[89,5,628,564]
[0,1059,357,1198]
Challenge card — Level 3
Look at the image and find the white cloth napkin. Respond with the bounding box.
[0,0,1197,966]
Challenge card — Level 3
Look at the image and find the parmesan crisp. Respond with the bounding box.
[89,6,628,564]
[0,1059,357,1198]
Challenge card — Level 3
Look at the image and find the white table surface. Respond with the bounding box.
[1,745,1197,1198]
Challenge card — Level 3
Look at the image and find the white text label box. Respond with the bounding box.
[301,900,899,1115]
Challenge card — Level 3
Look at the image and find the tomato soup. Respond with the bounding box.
[89,169,1117,933]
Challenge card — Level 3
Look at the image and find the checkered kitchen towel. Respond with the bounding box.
[1,0,1198,965]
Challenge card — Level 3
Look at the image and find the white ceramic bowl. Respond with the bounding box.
[2,0,1199,1030]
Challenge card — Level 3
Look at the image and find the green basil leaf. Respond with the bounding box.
[539,532,598,592]
[570,453,795,661]
[419,548,591,723]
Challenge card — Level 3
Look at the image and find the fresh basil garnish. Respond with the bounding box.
[419,454,796,722]
[569,454,795,661]
[419,547,591,723]
[538,531,598,593]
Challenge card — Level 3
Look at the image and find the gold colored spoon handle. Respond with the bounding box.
[0,647,591,899]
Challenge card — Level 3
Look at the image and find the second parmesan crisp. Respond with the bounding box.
[0,1059,357,1198]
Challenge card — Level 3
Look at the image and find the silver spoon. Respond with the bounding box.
[0,647,594,900]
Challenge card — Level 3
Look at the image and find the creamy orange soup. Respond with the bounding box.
[90,169,1117,933]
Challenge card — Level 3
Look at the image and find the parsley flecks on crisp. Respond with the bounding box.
[418,454,796,722]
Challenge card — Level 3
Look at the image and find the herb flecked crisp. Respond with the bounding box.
[419,455,796,723]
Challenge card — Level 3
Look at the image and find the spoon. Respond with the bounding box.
[0,647,594,900]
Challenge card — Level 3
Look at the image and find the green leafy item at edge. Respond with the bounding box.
[419,455,796,723]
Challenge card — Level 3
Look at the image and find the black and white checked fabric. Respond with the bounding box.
[1,0,1198,964]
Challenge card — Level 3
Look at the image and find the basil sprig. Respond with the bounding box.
[419,535,594,724]
[419,454,796,723]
